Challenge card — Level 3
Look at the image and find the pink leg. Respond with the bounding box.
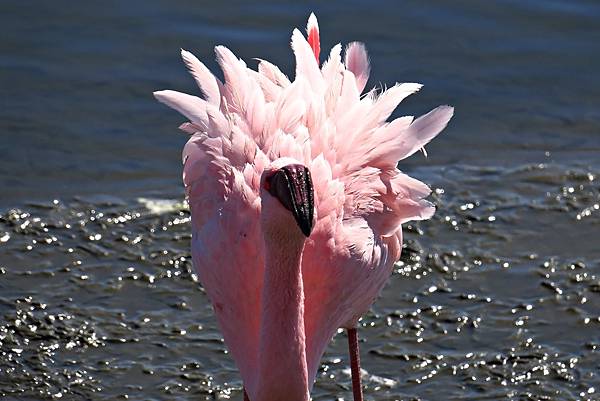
[347,328,363,401]
[243,388,250,401]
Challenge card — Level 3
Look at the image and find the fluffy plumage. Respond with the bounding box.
[154,13,453,398]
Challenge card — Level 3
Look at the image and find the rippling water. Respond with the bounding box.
[1,1,599,400]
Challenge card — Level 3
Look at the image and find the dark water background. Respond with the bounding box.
[1,1,599,400]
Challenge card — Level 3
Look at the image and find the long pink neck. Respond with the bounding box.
[255,226,309,401]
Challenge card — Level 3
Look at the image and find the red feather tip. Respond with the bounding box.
[307,14,320,64]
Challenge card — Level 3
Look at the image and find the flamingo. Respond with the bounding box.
[154,14,452,401]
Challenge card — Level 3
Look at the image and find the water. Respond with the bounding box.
[1,1,599,400]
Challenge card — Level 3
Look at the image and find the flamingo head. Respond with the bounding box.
[260,158,315,238]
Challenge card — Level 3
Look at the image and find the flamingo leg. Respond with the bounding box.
[347,328,363,401]
[243,388,250,401]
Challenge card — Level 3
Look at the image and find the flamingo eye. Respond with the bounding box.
[263,175,272,191]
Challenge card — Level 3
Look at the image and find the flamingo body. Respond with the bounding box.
[155,14,453,400]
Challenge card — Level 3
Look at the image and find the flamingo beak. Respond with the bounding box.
[267,164,315,237]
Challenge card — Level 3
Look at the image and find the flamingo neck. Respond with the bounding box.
[255,226,309,401]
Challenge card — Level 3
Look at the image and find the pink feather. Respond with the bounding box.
[390,105,454,161]
[181,49,223,107]
[291,28,324,94]
[154,90,209,128]
[344,42,370,93]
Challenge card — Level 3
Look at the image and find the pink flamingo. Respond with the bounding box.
[155,14,452,401]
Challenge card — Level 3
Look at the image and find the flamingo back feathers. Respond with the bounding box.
[154,15,453,237]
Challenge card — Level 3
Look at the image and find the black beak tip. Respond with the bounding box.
[299,221,313,237]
